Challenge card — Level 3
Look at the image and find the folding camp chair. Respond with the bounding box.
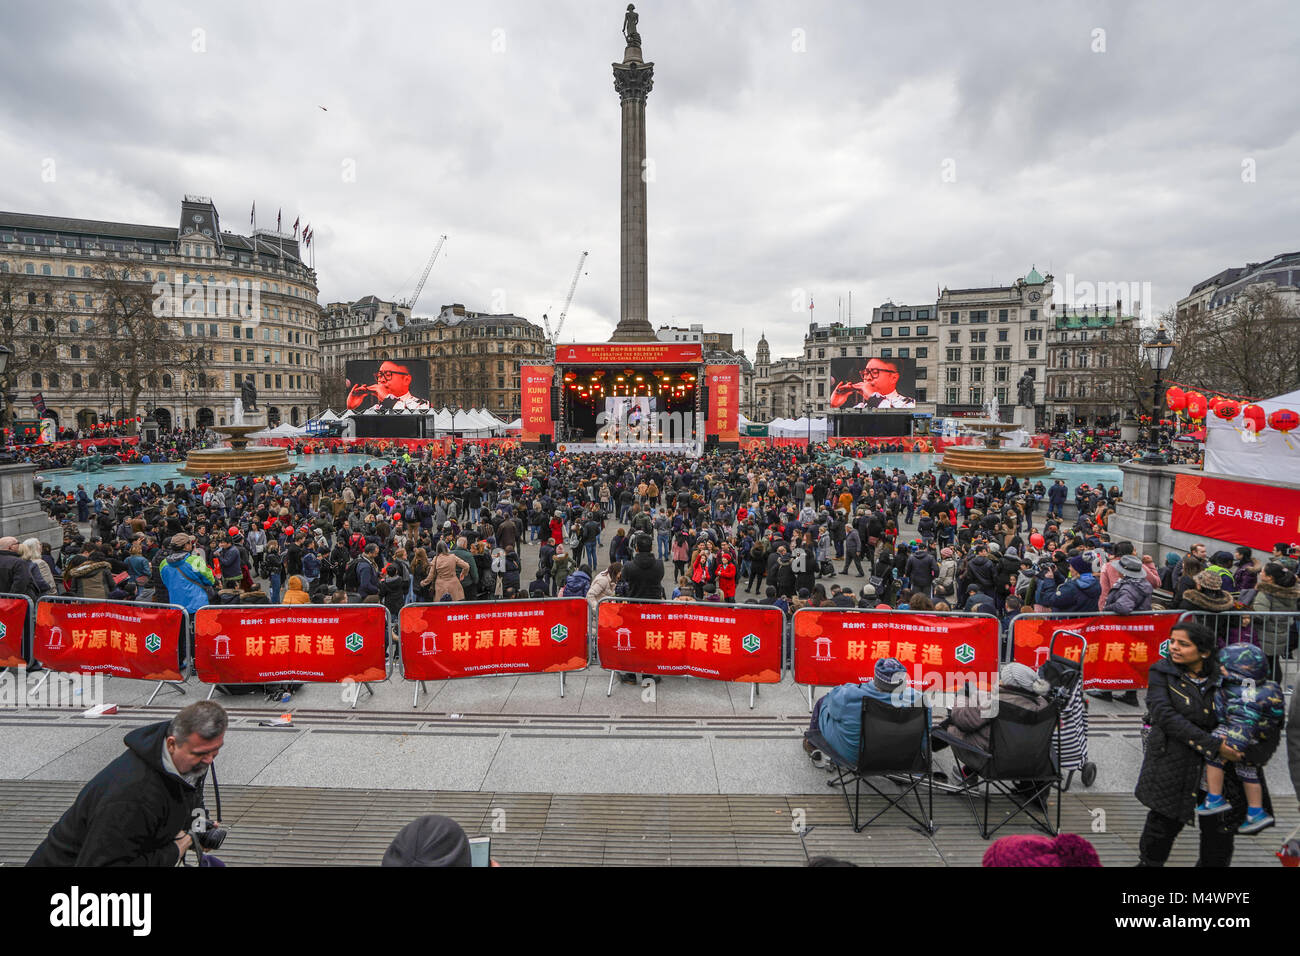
[932,699,1062,839]
[806,696,934,834]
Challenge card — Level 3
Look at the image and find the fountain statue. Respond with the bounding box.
[937,395,1053,478]
[181,396,291,476]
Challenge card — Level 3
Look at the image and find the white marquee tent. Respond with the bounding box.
[1204,386,1300,483]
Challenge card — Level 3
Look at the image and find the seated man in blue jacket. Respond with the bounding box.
[804,657,926,767]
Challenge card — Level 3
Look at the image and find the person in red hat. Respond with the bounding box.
[982,833,1101,867]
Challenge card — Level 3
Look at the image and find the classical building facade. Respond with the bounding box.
[1045,305,1141,427]
[0,196,322,431]
[867,301,938,413]
[321,296,410,374]
[935,267,1052,425]
[368,303,546,417]
[1176,250,1300,326]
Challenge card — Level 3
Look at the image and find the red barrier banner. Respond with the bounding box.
[596,600,783,682]
[705,364,740,442]
[557,343,703,365]
[194,605,387,684]
[0,597,30,667]
[35,601,185,680]
[399,599,588,680]
[1170,473,1300,551]
[1012,613,1181,690]
[793,610,999,689]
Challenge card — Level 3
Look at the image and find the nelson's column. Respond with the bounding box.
[609,4,657,342]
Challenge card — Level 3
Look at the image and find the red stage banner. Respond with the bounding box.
[520,365,554,444]
[1170,473,1300,551]
[194,605,387,684]
[793,610,999,689]
[0,596,30,668]
[596,600,783,682]
[705,364,740,442]
[35,600,185,680]
[556,343,703,365]
[1012,613,1182,690]
[399,599,588,680]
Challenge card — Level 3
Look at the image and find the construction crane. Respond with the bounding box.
[542,250,588,346]
[397,235,447,311]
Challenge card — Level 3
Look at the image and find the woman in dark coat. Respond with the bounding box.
[1135,621,1270,866]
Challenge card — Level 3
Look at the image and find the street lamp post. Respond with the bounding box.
[0,344,11,449]
[450,404,459,439]
[804,400,814,452]
[1139,326,1174,465]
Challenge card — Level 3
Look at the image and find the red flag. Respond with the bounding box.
[293,217,300,238]
[809,296,814,311]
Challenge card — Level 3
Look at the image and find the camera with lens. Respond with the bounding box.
[1035,559,1056,578]
[192,812,227,851]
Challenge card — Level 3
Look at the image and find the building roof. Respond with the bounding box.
[1053,311,1138,330]
[1025,266,1044,284]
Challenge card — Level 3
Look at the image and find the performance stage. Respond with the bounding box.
[556,440,702,456]
[521,343,739,452]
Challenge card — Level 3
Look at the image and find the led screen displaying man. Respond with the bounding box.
[829,358,916,409]
[346,360,432,413]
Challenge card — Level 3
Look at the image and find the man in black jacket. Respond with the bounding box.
[28,701,227,866]
[622,535,664,599]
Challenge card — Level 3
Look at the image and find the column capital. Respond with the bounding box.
[612,60,655,103]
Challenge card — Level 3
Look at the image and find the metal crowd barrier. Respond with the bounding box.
[1173,609,1300,685]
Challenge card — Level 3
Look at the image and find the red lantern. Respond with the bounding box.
[1207,396,1224,414]
[1268,408,1299,434]
[1241,404,1266,434]
[1165,386,1186,412]
[1214,400,1240,421]
[1184,391,1207,421]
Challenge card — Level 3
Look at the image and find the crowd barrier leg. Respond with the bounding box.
[559,672,566,698]
[749,682,757,710]
[412,680,426,709]
[27,669,52,695]
[606,671,616,697]
[146,680,187,706]
[348,682,375,710]
[206,684,217,701]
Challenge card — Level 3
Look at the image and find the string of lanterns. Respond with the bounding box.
[1165,385,1297,441]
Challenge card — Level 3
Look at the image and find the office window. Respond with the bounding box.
[1030,309,1039,321]
[970,330,986,343]
[970,347,986,361]
[971,367,984,383]
[995,366,1009,382]
[916,387,927,402]
[970,310,988,323]
[916,367,927,380]
[949,331,960,344]
[899,327,910,337]
[916,326,928,336]
[916,347,928,359]
[970,387,984,405]
[999,309,1008,322]
[995,346,1011,361]
[881,312,893,322]
[945,348,961,362]
[880,327,892,337]
[997,329,1008,342]
[855,346,862,357]
[1028,346,1038,359]
[898,347,910,358]
[947,387,959,405]
[881,348,893,358]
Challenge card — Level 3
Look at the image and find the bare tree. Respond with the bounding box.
[1178,285,1300,398]
[84,262,205,432]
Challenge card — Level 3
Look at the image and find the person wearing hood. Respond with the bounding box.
[940,661,1052,775]
[623,533,665,600]
[1197,643,1285,833]
[28,701,226,866]
[66,546,116,600]
[1176,569,1234,616]
[282,574,312,605]
[961,544,996,597]
[803,658,925,767]
[382,814,490,867]
[1035,555,1101,613]
[562,564,592,598]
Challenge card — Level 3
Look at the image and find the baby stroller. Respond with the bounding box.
[1036,629,1097,789]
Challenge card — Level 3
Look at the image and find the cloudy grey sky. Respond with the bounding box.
[2,0,1297,360]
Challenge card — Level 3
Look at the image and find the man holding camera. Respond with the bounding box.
[28,701,227,866]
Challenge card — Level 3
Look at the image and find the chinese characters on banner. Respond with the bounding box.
[194,605,387,684]
[1170,473,1300,551]
[793,610,999,689]
[400,599,589,680]
[1012,614,1181,689]
[520,366,554,444]
[596,600,783,683]
[35,600,185,681]
[556,343,703,365]
[0,596,30,667]
[705,364,740,442]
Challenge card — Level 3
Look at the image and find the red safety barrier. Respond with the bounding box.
[595,599,783,683]
[399,598,589,680]
[793,609,1000,690]
[1012,612,1182,690]
[0,593,33,668]
[193,604,388,685]
[35,599,185,681]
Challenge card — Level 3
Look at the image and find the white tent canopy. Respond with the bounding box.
[316,409,340,422]
[766,416,829,439]
[1204,386,1300,482]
